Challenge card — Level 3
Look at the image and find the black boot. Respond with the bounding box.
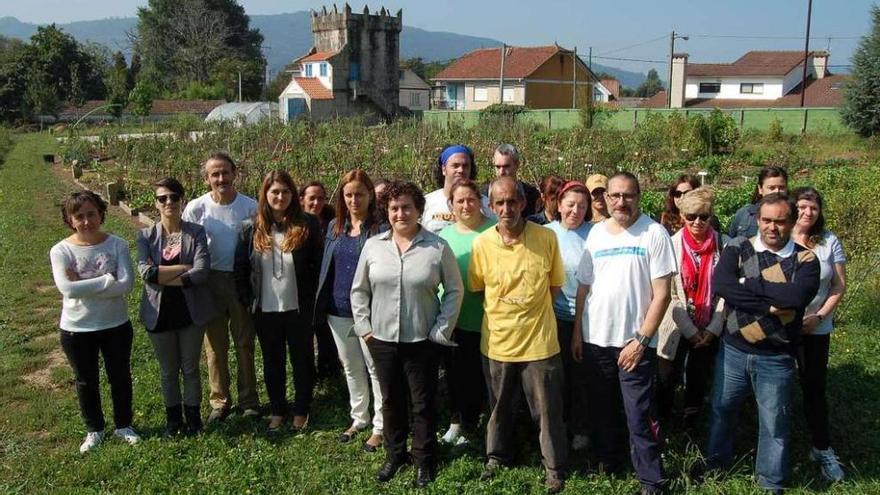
[164,405,184,438]
[184,405,203,435]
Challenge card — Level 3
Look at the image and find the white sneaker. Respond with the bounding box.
[113,426,141,445]
[440,423,462,444]
[79,431,105,453]
[572,434,590,451]
[810,447,844,482]
[452,435,470,447]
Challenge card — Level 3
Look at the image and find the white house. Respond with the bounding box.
[644,50,845,109]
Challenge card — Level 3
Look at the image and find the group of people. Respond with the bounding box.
[49,144,846,494]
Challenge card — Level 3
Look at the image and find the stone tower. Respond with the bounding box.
[310,4,402,117]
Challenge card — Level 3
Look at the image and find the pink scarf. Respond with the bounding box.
[681,228,717,328]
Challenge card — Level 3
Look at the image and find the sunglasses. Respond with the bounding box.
[155,193,181,204]
[685,213,710,222]
[672,189,692,198]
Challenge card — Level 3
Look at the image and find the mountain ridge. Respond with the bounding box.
[0,13,647,89]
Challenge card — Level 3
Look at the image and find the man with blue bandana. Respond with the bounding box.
[421,145,494,232]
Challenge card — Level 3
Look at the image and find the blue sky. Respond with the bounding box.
[5,0,875,74]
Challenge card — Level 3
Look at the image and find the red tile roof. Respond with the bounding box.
[433,45,563,80]
[687,51,826,77]
[299,51,338,63]
[641,74,847,109]
[294,77,334,100]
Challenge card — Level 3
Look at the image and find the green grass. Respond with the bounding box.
[1,133,879,493]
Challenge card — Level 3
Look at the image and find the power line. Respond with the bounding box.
[594,34,668,56]
[592,54,853,68]
[690,34,862,40]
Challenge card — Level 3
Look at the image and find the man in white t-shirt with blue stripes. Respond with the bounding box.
[572,171,675,495]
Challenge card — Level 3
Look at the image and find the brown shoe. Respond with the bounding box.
[363,433,383,452]
[292,414,309,431]
[546,475,565,494]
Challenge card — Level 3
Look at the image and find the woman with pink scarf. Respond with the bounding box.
[656,187,728,428]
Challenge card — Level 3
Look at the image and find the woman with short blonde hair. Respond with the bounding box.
[656,186,727,426]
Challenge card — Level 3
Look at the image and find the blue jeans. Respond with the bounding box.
[706,341,795,490]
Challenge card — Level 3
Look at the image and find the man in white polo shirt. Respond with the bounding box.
[183,152,259,422]
[572,171,675,495]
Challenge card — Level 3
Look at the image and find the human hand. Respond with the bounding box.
[65,268,80,281]
[429,328,458,347]
[802,315,821,334]
[617,339,645,372]
[571,335,583,363]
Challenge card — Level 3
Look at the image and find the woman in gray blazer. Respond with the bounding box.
[137,177,216,437]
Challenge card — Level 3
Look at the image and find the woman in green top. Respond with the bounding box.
[438,179,496,447]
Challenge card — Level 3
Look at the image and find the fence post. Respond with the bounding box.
[548,111,552,129]
[633,109,638,128]
[801,109,809,134]
[740,110,745,129]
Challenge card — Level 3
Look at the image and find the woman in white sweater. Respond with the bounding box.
[49,191,140,453]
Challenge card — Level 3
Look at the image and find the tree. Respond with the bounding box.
[21,25,105,104]
[134,0,265,99]
[0,35,27,122]
[636,69,664,98]
[105,52,130,118]
[841,4,880,136]
[401,57,427,79]
[129,80,155,122]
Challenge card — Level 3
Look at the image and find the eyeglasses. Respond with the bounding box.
[155,193,181,204]
[672,189,692,198]
[685,213,710,222]
[606,192,638,202]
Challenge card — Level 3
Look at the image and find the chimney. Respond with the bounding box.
[670,53,688,108]
[810,51,828,79]
[600,79,620,99]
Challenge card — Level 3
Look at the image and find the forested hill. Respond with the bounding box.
[0,13,647,88]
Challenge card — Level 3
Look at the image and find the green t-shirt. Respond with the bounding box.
[439,218,497,332]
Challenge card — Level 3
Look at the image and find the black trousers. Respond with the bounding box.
[585,343,665,490]
[368,338,439,468]
[797,334,832,450]
[443,330,486,429]
[656,338,718,419]
[556,319,588,436]
[254,309,315,416]
[59,321,134,432]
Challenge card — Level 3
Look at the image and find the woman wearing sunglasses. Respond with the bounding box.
[656,187,727,427]
[137,177,217,437]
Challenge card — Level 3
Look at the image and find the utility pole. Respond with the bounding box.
[667,31,675,108]
[499,43,506,105]
[588,46,592,69]
[238,71,242,102]
[800,0,813,108]
[572,46,577,109]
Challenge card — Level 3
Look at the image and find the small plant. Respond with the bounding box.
[768,117,784,142]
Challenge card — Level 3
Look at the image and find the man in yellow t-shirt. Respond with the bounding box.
[469,176,567,494]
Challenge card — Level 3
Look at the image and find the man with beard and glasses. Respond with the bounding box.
[572,171,675,495]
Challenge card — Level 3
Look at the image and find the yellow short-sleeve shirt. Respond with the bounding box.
[469,222,565,362]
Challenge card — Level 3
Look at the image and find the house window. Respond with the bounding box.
[410,92,421,107]
[320,63,328,77]
[698,82,721,94]
[740,83,763,94]
[474,87,488,102]
[305,64,313,77]
[503,88,515,102]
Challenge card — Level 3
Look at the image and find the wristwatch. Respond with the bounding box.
[634,332,651,347]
